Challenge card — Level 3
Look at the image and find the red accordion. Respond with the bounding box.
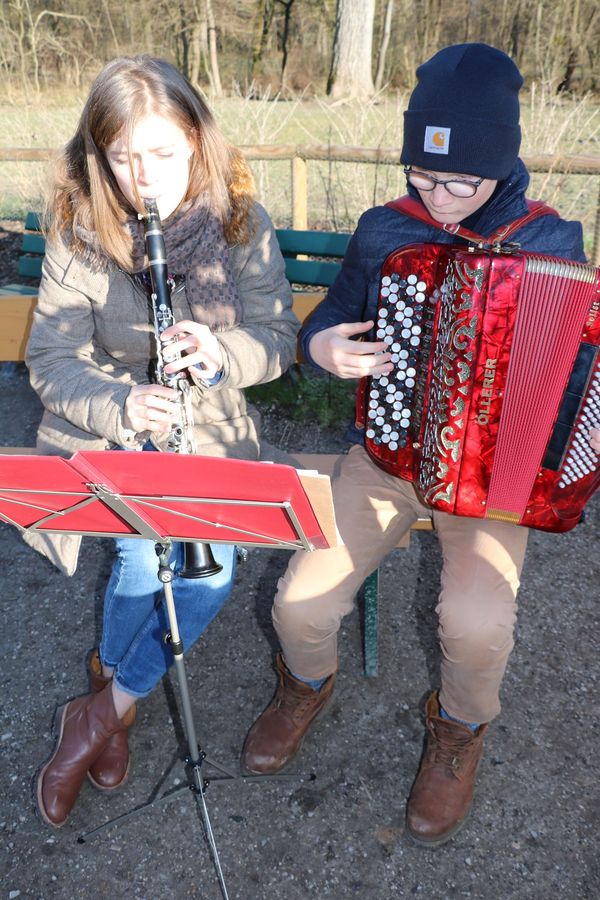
[360,240,600,532]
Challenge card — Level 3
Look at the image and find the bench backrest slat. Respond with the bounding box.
[275,229,351,258]
[284,258,341,287]
[21,233,46,255]
[24,211,43,232]
[275,228,349,289]
[18,257,44,279]
[17,214,46,282]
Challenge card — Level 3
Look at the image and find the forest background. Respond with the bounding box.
[1,0,600,249]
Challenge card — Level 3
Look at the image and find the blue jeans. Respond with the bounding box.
[99,536,235,698]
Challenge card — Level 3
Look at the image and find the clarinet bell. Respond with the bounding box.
[180,541,223,578]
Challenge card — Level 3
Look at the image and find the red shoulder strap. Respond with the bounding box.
[385,194,559,245]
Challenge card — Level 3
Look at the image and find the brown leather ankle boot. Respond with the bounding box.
[36,682,126,828]
[242,653,335,774]
[87,649,136,791]
[406,692,488,847]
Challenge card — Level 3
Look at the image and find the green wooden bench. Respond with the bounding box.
[0,220,351,362]
[1,215,433,678]
[275,227,351,336]
[275,227,351,286]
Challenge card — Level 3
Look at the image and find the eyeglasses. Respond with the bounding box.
[404,167,483,198]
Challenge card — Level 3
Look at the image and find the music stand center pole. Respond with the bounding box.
[156,541,230,900]
[157,543,201,766]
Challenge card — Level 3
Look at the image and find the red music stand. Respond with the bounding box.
[0,449,337,900]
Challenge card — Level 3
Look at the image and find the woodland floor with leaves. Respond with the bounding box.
[0,218,598,899]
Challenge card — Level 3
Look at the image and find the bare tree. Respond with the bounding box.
[374,0,394,92]
[277,0,296,91]
[251,0,275,82]
[204,0,222,95]
[557,0,599,93]
[176,1,196,81]
[327,0,376,100]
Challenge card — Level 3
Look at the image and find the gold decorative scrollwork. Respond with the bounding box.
[419,255,482,508]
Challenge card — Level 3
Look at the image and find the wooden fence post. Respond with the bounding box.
[291,154,308,230]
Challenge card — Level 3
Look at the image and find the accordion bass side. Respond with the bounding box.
[361,242,600,532]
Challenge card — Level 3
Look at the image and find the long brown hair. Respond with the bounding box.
[48,56,255,268]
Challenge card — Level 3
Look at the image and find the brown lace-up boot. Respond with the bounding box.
[87,649,136,791]
[242,653,335,774]
[406,692,488,847]
[36,682,127,828]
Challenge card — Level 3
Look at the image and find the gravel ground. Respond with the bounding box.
[0,218,598,899]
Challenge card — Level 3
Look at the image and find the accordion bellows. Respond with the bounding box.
[361,242,600,532]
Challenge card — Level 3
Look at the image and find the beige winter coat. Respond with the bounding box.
[24,202,298,574]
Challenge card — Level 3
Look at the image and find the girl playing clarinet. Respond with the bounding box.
[29,55,298,828]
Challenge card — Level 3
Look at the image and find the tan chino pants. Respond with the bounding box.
[273,445,529,724]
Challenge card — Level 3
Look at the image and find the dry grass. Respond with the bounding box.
[1,86,599,251]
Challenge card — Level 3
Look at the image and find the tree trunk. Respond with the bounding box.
[187,18,202,86]
[177,1,191,79]
[374,0,394,92]
[278,0,296,92]
[205,0,222,96]
[251,0,275,79]
[327,0,375,100]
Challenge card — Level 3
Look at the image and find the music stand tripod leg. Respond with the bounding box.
[156,541,230,900]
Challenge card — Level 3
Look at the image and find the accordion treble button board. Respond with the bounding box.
[368,271,432,453]
[555,349,600,489]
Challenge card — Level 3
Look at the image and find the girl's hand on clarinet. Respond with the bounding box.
[123,384,179,435]
[308,321,393,379]
[160,319,223,380]
[590,426,600,454]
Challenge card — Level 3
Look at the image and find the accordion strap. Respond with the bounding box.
[385,195,558,247]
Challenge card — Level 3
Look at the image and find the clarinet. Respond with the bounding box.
[140,198,222,578]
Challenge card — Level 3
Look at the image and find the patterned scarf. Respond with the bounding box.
[127,194,242,332]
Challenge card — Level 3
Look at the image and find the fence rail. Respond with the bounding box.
[3,145,600,262]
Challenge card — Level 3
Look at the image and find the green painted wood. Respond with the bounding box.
[275,229,351,257]
[0,284,38,295]
[18,257,43,279]
[284,257,341,287]
[21,233,45,254]
[362,570,379,678]
[24,211,43,231]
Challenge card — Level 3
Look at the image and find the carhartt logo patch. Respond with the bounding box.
[424,126,450,154]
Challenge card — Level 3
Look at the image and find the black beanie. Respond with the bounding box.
[400,43,523,180]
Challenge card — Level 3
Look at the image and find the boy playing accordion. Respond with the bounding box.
[242,43,599,846]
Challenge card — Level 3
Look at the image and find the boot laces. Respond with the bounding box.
[275,683,322,722]
[428,724,477,776]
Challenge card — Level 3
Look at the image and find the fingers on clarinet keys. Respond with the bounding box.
[130,394,178,434]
